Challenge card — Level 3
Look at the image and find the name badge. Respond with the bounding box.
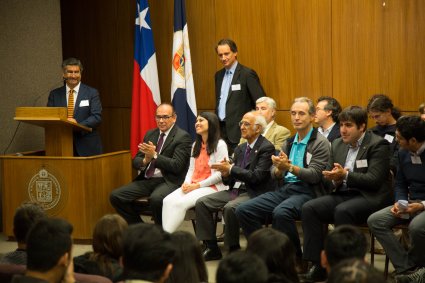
[356,159,368,168]
[306,152,312,165]
[411,155,422,164]
[79,100,89,107]
[231,84,241,91]
[233,181,242,189]
[384,134,394,143]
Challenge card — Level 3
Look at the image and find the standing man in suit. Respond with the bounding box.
[240,97,291,150]
[195,111,276,261]
[110,103,192,225]
[47,57,103,156]
[315,96,342,143]
[301,106,392,282]
[215,38,266,154]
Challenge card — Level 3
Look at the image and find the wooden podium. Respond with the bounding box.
[1,107,132,240]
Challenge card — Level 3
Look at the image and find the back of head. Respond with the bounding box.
[396,115,425,143]
[26,218,73,272]
[92,214,128,259]
[13,202,47,244]
[167,231,208,283]
[324,225,367,267]
[247,228,298,283]
[216,251,268,283]
[327,258,386,283]
[122,223,175,282]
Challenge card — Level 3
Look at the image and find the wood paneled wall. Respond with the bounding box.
[60,0,425,152]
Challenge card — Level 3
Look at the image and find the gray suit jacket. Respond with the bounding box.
[326,131,393,207]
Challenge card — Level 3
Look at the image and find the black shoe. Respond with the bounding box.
[300,265,327,283]
[202,247,222,261]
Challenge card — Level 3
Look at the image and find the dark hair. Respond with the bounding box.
[216,38,238,53]
[13,202,47,244]
[192,112,221,158]
[324,225,367,267]
[26,218,73,272]
[62,57,83,72]
[396,115,425,142]
[122,223,175,281]
[166,231,208,283]
[338,106,368,129]
[247,228,299,283]
[88,214,128,276]
[367,94,401,120]
[318,96,342,123]
[327,258,386,283]
[216,251,268,283]
[156,103,176,116]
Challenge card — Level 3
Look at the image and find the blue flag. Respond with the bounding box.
[171,0,197,139]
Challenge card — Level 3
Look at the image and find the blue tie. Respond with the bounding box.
[218,70,232,120]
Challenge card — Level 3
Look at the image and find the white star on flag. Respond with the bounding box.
[135,4,150,30]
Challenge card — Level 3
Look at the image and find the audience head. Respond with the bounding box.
[321,225,368,272]
[193,112,221,158]
[419,103,425,121]
[327,258,387,283]
[167,231,208,283]
[122,223,175,283]
[156,103,177,133]
[291,97,315,133]
[338,106,368,146]
[367,94,401,126]
[247,228,299,283]
[13,202,47,245]
[26,218,73,275]
[316,96,342,125]
[396,115,425,151]
[239,111,266,143]
[256,97,277,124]
[92,214,127,259]
[216,251,268,283]
[216,38,238,69]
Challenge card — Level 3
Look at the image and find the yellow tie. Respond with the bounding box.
[67,89,74,118]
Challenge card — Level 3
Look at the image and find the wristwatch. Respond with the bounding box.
[288,165,294,173]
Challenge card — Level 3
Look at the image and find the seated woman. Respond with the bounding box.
[247,228,299,283]
[162,112,228,233]
[73,214,127,282]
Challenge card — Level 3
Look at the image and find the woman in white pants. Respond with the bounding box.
[162,112,228,232]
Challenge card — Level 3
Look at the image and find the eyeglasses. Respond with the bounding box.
[155,115,173,121]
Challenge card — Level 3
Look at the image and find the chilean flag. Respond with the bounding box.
[171,0,197,139]
[131,0,161,157]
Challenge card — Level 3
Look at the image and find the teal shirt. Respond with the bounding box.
[285,128,313,183]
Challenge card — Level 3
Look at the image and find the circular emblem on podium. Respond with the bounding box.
[28,168,65,214]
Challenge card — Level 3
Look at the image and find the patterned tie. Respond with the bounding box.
[240,145,252,168]
[67,89,74,118]
[145,133,165,178]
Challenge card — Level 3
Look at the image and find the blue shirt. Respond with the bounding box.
[218,62,238,120]
[285,128,313,183]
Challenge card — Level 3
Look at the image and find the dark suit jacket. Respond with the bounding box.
[326,131,393,207]
[133,125,192,188]
[47,83,102,156]
[215,63,265,144]
[224,135,276,198]
[327,123,341,143]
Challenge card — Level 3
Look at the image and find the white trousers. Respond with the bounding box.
[162,186,217,233]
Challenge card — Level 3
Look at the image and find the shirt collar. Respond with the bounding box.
[349,133,366,149]
[66,82,81,93]
[294,127,313,145]
[226,61,238,75]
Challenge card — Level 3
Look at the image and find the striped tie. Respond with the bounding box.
[67,89,74,118]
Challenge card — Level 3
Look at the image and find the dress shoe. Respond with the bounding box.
[202,247,222,261]
[299,264,327,283]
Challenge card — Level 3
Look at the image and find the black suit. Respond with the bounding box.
[327,123,341,143]
[195,135,275,248]
[215,63,265,149]
[109,125,192,225]
[302,131,392,262]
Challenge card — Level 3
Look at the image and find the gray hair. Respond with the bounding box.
[256,97,277,110]
[62,57,83,72]
[293,97,315,115]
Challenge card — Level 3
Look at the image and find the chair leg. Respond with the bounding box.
[384,255,390,279]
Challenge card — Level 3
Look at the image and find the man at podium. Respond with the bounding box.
[47,57,103,156]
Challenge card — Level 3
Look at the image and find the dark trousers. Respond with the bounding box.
[220,122,238,156]
[236,182,313,256]
[302,191,377,262]
[109,177,177,225]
